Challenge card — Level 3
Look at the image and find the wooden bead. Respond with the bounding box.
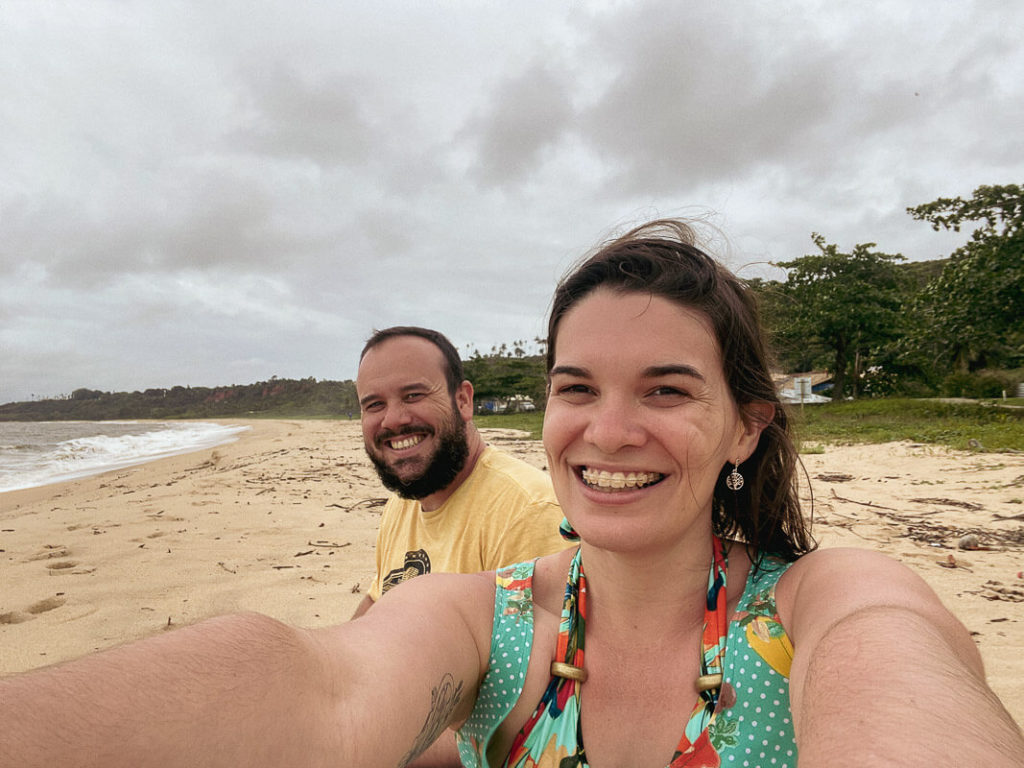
[550,661,588,683]
[695,673,723,693]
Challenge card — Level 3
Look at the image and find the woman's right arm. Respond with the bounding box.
[0,571,494,768]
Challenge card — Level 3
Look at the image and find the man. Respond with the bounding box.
[352,326,568,619]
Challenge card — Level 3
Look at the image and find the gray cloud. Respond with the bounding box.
[1,0,1022,403]
[232,65,378,166]
[463,58,576,186]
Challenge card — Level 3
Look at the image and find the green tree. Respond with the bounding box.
[747,277,826,374]
[774,235,907,400]
[463,352,546,408]
[907,184,1024,373]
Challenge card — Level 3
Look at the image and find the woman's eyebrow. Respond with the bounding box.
[643,364,705,382]
[549,365,589,378]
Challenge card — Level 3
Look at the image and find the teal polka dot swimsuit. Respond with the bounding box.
[456,553,798,767]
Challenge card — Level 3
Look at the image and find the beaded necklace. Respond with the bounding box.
[502,536,729,767]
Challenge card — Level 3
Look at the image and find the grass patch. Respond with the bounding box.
[798,442,826,454]
[790,398,1024,452]
[476,399,1024,452]
[980,397,1024,407]
[475,411,545,439]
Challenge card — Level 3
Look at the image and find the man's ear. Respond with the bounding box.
[735,401,775,461]
[455,380,475,421]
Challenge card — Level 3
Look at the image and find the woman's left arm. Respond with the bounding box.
[779,548,1024,766]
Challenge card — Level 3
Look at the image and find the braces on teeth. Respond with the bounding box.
[581,468,662,489]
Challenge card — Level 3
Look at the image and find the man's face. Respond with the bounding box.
[356,336,471,499]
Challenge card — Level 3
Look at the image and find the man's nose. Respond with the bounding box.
[380,401,414,431]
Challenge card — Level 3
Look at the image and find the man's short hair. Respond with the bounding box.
[360,326,465,395]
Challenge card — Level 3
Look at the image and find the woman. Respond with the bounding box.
[2,220,1021,768]
[454,219,812,767]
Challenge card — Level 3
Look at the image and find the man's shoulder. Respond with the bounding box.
[461,445,556,503]
[380,493,420,521]
[383,492,419,509]
[476,443,545,471]
[477,448,552,483]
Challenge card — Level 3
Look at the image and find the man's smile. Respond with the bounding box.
[375,427,433,453]
[387,434,426,451]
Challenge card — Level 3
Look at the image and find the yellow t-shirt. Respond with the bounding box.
[369,445,568,600]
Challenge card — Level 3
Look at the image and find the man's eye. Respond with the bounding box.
[363,401,384,412]
[404,392,426,402]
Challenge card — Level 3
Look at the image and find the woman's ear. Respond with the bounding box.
[735,401,775,461]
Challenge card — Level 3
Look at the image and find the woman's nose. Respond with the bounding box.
[584,396,646,454]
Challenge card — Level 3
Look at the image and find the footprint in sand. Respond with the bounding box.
[26,545,72,562]
[28,595,67,613]
[130,531,168,544]
[46,560,79,571]
[0,595,68,624]
[45,559,96,575]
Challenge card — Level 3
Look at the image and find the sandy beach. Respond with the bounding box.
[1,419,1022,725]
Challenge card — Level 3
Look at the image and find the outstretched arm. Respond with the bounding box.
[351,593,375,619]
[781,548,1024,766]
[0,572,492,768]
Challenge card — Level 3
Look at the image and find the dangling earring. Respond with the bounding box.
[725,462,744,491]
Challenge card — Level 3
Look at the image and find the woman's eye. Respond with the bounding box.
[556,383,592,396]
[650,386,689,399]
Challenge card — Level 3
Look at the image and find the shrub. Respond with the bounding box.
[941,369,1019,398]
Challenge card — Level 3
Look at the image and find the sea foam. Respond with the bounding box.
[0,422,250,493]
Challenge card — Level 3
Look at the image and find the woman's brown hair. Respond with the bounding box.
[547,219,813,560]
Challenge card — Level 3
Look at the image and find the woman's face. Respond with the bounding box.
[543,288,765,553]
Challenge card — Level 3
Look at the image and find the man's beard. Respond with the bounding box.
[367,407,470,500]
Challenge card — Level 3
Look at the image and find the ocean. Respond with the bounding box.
[0,421,250,494]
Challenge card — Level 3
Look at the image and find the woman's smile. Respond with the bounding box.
[578,466,664,491]
[543,288,762,549]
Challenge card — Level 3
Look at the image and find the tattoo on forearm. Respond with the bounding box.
[397,672,465,768]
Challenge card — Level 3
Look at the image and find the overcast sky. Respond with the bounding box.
[2,1,1022,404]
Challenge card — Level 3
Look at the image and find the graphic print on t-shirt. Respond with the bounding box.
[381,548,431,594]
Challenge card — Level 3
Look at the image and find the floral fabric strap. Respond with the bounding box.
[501,536,729,768]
